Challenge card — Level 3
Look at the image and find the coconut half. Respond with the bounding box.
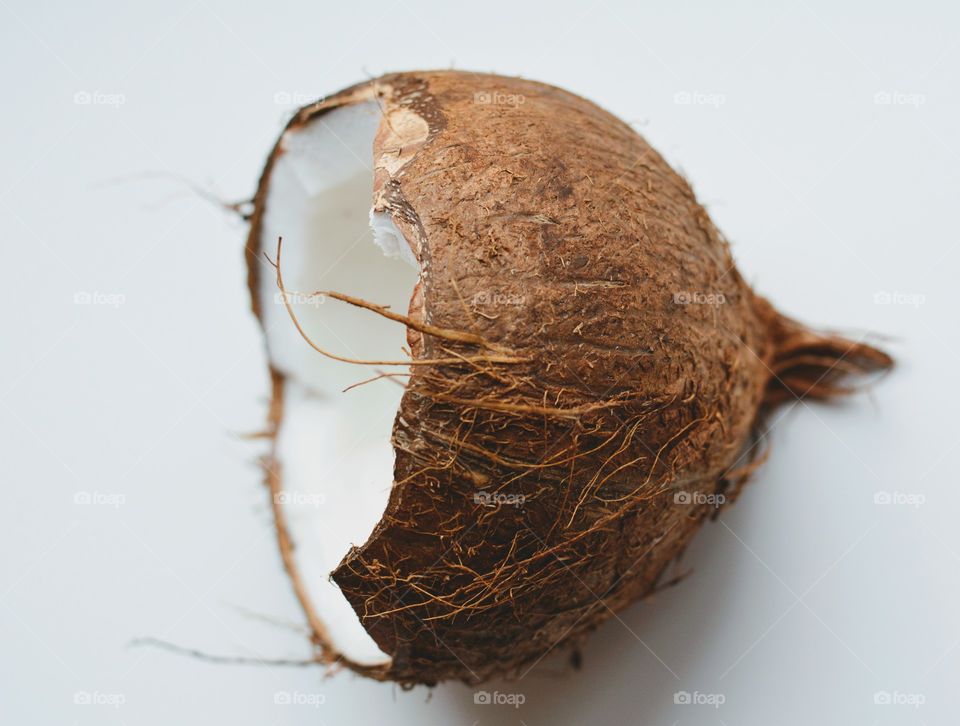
[245,71,892,685]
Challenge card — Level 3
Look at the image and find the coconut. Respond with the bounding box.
[244,71,892,686]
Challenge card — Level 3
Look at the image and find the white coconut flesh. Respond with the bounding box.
[258,100,420,666]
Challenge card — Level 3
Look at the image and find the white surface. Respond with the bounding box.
[0,1,957,724]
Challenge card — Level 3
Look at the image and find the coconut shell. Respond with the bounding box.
[245,71,892,685]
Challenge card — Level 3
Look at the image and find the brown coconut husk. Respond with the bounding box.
[245,71,892,686]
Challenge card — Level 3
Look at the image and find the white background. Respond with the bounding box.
[1,1,957,724]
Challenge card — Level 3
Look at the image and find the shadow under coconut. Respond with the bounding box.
[430,497,751,726]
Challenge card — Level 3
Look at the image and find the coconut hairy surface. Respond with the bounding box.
[244,70,892,686]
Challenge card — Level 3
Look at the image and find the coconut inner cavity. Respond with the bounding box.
[258,100,418,666]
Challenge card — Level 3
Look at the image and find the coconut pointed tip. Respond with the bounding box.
[761,307,894,407]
